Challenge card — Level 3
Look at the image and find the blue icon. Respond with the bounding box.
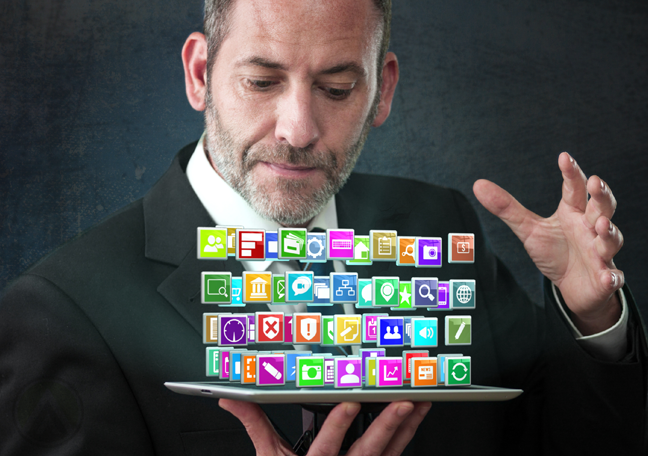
[411,318,438,347]
[311,276,332,306]
[416,237,442,268]
[230,351,242,381]
[303,232,327,263]
[404,317,412,345]
[285,271,314,303]
[330,273,358,304]
[265,231,280,260]
[220,277,244,307]
[286,352,311,382]
[412,277,438,308]
[377,317,404,347]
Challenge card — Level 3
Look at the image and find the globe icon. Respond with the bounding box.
[456,285,472,304]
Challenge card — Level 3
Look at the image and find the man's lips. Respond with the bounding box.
[261,161,318,177]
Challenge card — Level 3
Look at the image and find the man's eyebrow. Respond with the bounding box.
[236,56,287,71]
[320,62,367,78]
[235,57,367,78]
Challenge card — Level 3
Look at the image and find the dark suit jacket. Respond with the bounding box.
[1,142,646,455]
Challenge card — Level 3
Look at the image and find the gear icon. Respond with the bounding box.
[307,236,325,259]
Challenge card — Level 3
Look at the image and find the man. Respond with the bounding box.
[0,0,645,455]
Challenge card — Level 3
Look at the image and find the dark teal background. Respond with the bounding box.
[1,1,647,322]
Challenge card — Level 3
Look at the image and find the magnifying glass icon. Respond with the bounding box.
[402,244,415,258]
[419,284,436,304]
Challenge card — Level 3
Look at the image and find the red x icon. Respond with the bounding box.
[256,312,284,343]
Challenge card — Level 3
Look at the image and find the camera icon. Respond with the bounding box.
[423,245,438,260]
[302,364,321,380]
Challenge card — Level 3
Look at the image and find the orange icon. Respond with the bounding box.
[293,313,322,344]
[397,236,416,266]
[448,233,474,263]
[411,357,438,387]
[241,353,257,384]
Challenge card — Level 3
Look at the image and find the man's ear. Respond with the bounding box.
[182,32,209,111]
[372,51,399,127]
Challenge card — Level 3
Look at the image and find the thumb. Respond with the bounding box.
[219,398,284,455]
[473,179,538,243]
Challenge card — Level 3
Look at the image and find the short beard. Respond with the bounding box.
[203,90,378,226]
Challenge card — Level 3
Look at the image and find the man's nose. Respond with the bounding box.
[274,86,320,149]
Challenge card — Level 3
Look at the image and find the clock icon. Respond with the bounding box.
[223,318,246,344]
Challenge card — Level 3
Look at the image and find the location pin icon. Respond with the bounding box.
[381,282,394,302]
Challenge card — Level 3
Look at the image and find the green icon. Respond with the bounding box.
[355,279,373,308]
[296,357,325,387]
[391,282,414,310]
[206,347,220,376]
[321,317,334,345]
[445,357,471,386]
[198,228,228,259]
[202,272,232,304]
[278,228,307,259]
[445,316,471,345]
[346,236,372,265]
[272,276,286,303]
[450,280,476,309]
[372,277,400,306]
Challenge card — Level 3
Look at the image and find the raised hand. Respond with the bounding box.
[219,399,431,456]
[473,152,624,335]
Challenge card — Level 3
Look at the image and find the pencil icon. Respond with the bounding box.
[455,322,466,340]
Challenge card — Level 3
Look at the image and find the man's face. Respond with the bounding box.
[204,0,382,226]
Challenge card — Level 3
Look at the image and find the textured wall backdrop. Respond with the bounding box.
[1,0,647,322]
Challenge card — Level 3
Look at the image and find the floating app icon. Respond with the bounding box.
[296,357,325,387]
[377,316,404,347]
[215,225,240,257]
[428,281,450,311]
[372,277,400,307]
[365,358,377,386]
[397,236,416,266]
[219,315,248,347]
[362,313,387,343]
[247,314,255,343]
[356,279,373,308]
[256,312,284,343]
[450,280,476,309]
[236,229,265,260]
[321,317,335,346]
[286,271,314,303]
[326,229,354,260]
[229,351,243,381]
[437,353,463,383]
[448,233,475,263]
[265,231,279,260]
[284,316,293,344]
[312,276,332,306]
[411,357,438,387]
[412,277,438,308]
[402,350,429,382]
[206,347,221,376]
[370,230,397,261]
[376,357,403,387]
[360,348,385,378]
[330,273,358,304]
[203,313,228,344]
[303,232,326,263]
[391,281,414,311]
[415,237,442,268]
[323,357,336,384]
[241,352,257,384]
[411,318,438,348]
[279,228,307,259]
[201,272,232,304]
[445,316,472,346]
[219,348,231,380]
[335,358,362,388]
[285,352,311,382]
[197,227,228,260]
[272,275,286,304]
[219,277,243,307]
[293,313,322,344]
[445,356,471,386]
[403,317,412,345]
[243,271,272,303]
[346,235,372,266]
[256,354,285,386]
[334,315,362,345]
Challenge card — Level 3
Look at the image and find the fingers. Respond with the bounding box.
[380,402,432,456]
[219,399,285,455]
[473,179,539,243]
[594,216,624,262]
[585,175,617,228]
[308,402,361,456]
[558,152,588,212]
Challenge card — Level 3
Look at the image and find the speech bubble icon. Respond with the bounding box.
[292,276,312,296]
[361,284,372,303]
[380,282,394,302]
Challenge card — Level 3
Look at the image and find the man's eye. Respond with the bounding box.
[248,80,274,90]
[323,87,352,100]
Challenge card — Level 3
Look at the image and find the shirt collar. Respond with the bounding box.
[186,132,339,270]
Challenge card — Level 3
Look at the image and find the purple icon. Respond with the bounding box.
[256,354,285,386]
[327,229,354,260]
[324,358,335,384]
[219,348,231,379]
[429,282,450,310]
[335,358,362,388]
[219,315,248,346]
[416,237,442,268]
[247,314,256,342]
[377,357,403,387]
[412,278,438,308]
[284,316,293,344]
[360,349,385,377]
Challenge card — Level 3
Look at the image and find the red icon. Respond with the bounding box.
[236,229,266,260]
[256,312,284,343]
[448,233,474,263]
[403,351,429,382]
